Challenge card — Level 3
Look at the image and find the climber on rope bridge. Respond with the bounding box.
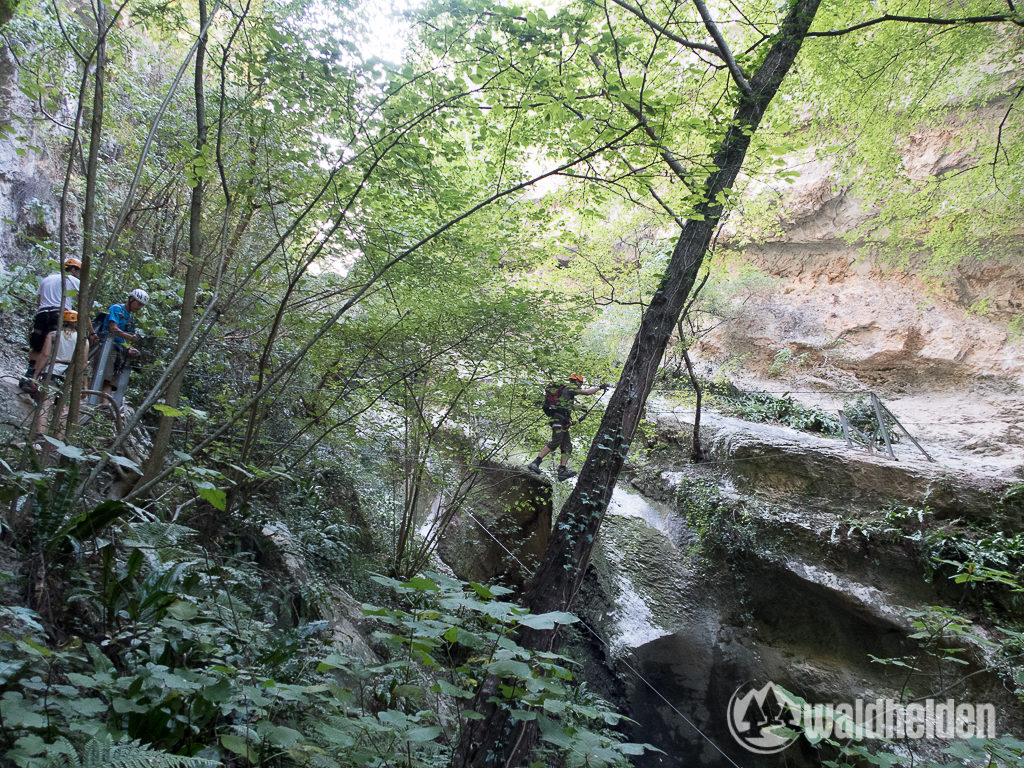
[527,374,609,481]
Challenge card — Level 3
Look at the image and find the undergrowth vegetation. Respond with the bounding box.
[0,460,650,767]
[658,372,907,447]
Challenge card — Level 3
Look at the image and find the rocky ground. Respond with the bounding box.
[0,304,38,432]
[725,371,1024,481]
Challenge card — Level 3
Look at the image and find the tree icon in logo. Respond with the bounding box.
[727,681,800,754]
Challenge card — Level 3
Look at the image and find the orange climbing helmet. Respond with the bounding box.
[64,257,82,269]
[568,374,584,384]
[63,310,78,323]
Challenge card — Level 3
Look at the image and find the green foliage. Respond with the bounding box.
[915,524,1024,600]
[782,601,1024,766]
[674,474,757,558]
[0,0,18,26]
[841,396,901,446]
[0,261,37,311]
[761,0,1024,285]
[676,475,726,543]
[834,499,1022,607]
[1009,316,1024,343]
[50,500,131,551]
[364,572,654,767]
[44,734,217,768]
[0,499,648,768]
[3,0,1024,762]
[768,348,807,377]
[724,391,844,437]
[831,502,933,546]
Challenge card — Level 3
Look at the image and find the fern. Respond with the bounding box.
[48,734,218,768]
[121,521,197,550]
[33,464,80,545]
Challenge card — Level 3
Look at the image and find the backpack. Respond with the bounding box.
[542,383,567,416]
[92,311,108,338]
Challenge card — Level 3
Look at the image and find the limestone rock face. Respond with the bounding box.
[704,132,1024,391]
[437,464,552,589]
[706,240,1024,386]
[0,49,76,271]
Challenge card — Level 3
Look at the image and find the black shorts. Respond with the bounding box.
[29,309,60,352]
[545,413,573,454]
[103,345,132,387]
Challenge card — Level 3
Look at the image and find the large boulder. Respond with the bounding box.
[573,407,1024,766]
[437,464,551,590]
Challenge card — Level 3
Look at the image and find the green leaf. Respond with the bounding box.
[432,679,474,699]
[153,403,185,418]
[391,684,424,699]
[469,582,494,599]
[401,576,440,591]
[166,600,199,620]
[0,696,47,727]
[196,482,227,510]
[50,500,131,547]
[543,698,566,714]
[317,652,352,671]
[12,734,47,756]
[402,725,442,742]
[42,435,87,460]
[517,611,578,630]
[107,454,141,471]
[221,733,257,761]
[487,658,532,678]
[618,742,658,755]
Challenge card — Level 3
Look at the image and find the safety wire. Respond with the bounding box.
[463,509,746,768]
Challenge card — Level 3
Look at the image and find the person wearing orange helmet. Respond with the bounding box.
[527,374,608,481]
[33,309,89,436]
[35,309,88,384]
[20,258,82,396]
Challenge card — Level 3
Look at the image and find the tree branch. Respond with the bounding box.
[691,0,753,97]
[607,0,723,56]
[992,83,1024,192]
[807,13,1022,37]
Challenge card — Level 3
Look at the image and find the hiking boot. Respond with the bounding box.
[18,378,38,396]
[556,466,576,481]
[526,460,542,475]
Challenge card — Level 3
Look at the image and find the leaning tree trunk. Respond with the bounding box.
[142,0,208,483]
[65,0,106,437]
[453,0,822,764]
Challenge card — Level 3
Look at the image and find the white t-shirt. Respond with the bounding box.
[37,273,80,311]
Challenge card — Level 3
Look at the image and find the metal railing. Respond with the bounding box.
[839,392,933,462]
[87,336,132,409]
